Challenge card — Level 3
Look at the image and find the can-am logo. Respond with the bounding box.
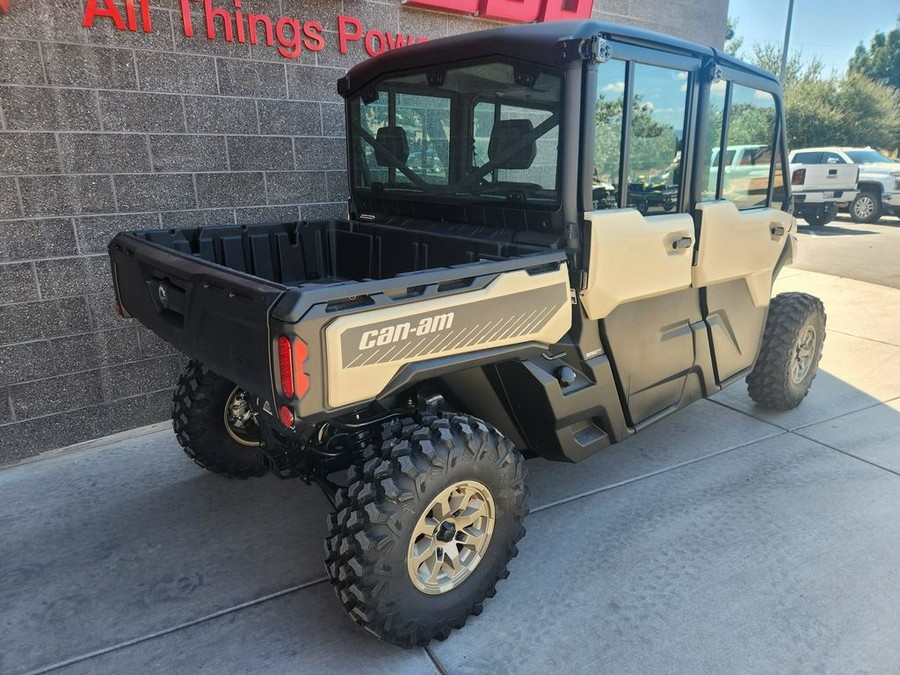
[358,313,455,350]
[404,0,593,23]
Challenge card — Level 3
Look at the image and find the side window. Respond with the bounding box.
[722,84,777,210]
[626,63,689,215]
[792,151,821,164]
[772,138,787,207]
[593,59,626,209]
[700,81,727,201]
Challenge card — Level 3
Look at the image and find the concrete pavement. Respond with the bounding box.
[2,268,899,674]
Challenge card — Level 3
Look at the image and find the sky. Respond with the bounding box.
[727,0,899,75]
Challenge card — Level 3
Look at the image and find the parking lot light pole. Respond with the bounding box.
[779,0,795,82]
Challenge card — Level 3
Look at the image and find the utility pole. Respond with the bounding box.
[779,0,795,83]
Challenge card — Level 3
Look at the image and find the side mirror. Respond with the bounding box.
[826,157,839,164]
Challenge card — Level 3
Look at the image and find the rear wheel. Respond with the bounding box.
[324,413,528,647]
[850,191,883,223]
[172,361,266,478]
[747,293,826,410]
[804,204,837,227]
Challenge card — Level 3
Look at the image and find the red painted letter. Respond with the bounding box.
[538,0,593,21]
[303,21,325,52]
[479,0,541,22]
[403,0,478,13]
[179,0,193,36]
[338,15,362,54]
[83,0,126,30]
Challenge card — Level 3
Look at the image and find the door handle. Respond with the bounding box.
[671,236,693,250]
[771,225,785,237]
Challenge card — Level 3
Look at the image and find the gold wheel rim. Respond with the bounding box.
[790,325,817,384]
[223,387,261,447]
[407,480,496,595]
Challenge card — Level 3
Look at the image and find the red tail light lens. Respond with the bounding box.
[277,335,294,398]
[279,405,294,428]
[294,340,309,398]
[791,168,806,185]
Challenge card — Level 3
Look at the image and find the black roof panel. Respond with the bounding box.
[339,20,777,98]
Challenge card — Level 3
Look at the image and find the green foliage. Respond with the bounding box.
[743,42,900,152]
[848,18,900,89]
[751,43,825,89]
[725,17,744,57]
[728,103,776,146]
[594,94,677,182]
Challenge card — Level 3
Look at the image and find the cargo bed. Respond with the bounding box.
[109,218,570,418]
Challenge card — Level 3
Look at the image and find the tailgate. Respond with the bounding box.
[268,252,572,420]
[791,163,859,192]
[109,232,286,399]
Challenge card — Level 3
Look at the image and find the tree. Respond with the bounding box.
[750,42,824,90]
[848,18,900,90]
[725,17,744,57]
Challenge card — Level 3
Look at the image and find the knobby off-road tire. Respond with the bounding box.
[747,293,826,410]
[324,414,528,647]
[172,361,266,478]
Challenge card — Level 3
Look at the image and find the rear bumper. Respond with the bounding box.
[795,189,857,205]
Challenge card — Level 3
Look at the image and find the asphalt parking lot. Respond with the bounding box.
[2,268,899,674]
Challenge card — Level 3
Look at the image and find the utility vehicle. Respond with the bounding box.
[108,20,826,647]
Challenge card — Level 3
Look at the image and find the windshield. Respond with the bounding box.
[846,149,892,164]
[349,58,563,207]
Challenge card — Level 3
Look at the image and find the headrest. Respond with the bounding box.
[488,119,536,170]
[374,126,409,166]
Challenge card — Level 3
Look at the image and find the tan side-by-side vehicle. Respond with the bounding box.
[109,20,826,647]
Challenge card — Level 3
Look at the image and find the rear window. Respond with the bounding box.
[792,151,821,164]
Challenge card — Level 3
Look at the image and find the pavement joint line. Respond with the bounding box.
[27,576,329,675]
[789,398,893,432]
[790,430,900,480]
[530,430,787,515]
[826,328,900,349]
[425,645,451,675]
[706,396,793,432]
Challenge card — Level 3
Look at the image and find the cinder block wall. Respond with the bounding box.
[0,0,726,465]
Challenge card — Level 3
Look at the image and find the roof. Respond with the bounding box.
[339,20,777,98]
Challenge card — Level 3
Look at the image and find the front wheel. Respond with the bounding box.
[747,293,826,410]
[849,191,883,223]
[324,414,528,647]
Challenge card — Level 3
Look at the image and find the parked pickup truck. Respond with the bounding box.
[109,20,826,648]
[788,149,859,226]
[790,147,900,223]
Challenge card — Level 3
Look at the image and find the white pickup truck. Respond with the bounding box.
[790,147,900,224]
[788,148,859,226]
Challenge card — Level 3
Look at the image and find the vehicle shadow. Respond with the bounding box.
[2,365,898,673]
[797,224,877,236]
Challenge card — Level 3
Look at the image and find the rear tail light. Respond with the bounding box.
[277,335,309,400]
[791,168,806,186]
[277,336,294,398]
[279,405,294,428]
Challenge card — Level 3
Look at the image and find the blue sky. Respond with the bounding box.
[727,0,899,75]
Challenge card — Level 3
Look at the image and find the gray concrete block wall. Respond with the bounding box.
[0,0,726,465]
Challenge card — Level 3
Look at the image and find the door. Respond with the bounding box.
[583,55,705,426]
[693,78,793,382]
